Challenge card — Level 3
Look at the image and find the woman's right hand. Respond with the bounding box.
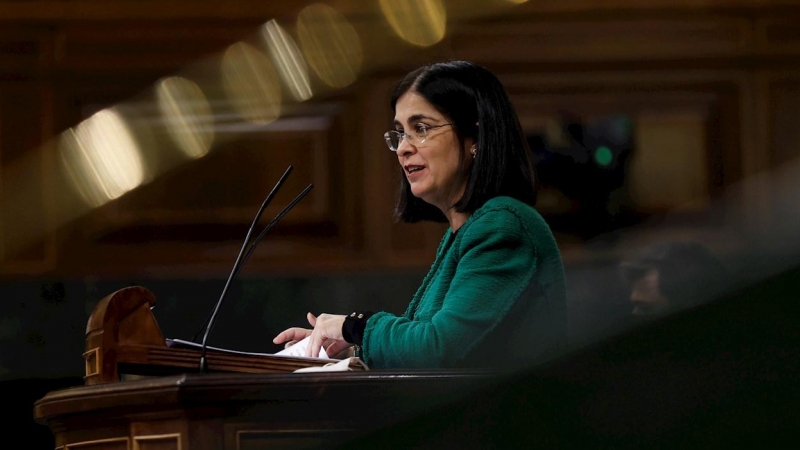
[273,325,313,348]
[273,312,352,358]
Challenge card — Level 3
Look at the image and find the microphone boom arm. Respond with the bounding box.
[197,166,313,373]
[192,165,293,344]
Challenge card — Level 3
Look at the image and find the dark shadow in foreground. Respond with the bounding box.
[347,264,800,449]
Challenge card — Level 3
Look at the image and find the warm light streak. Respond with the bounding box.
[156,76,214,159]
[59,109,145,207]
[379,0,447,48]
[262,20,313,102]
[297,3,363,89]
[221,42,282,124]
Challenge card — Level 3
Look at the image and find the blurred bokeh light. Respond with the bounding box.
[156,76,215,159]
[221,42,283,124]
[58,109,145,208]
[261,19,314,102]
[297,3,362,89]
[379,0,447,47]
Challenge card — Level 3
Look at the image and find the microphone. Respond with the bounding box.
[238,183,314,274]
[196,165,313,373]
[191,181,315,342]
[193,165,292,344]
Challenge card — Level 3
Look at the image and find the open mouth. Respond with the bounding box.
[405,165,424,175]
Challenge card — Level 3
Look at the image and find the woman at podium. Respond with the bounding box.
[274,61,567,370]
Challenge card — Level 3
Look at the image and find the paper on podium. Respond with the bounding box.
[274,336,329,359]
[164,336,368,372]
[166,336,329,361]
[292,357,369,372]
[276,337,370,372]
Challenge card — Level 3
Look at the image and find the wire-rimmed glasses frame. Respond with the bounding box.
[383,123,454,152]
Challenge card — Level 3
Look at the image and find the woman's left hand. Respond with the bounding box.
[304,312,349,358]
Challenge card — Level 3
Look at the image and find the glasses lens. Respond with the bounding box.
[384,131,400,151]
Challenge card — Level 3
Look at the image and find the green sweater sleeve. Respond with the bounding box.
[362,207,539,369]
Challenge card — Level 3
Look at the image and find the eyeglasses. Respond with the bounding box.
[383,123,454,152]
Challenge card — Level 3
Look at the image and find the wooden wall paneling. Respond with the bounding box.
[0,26,54,72]
[53,77,168,133]
[768,74,800,166]
[706,77,745,193]
[41,20,371,277]
[451,15,753,66]
[335,92,366,260]
[630,110,711,211]
[359,78,394,265]
[4,2,800,278]
[53,22,261,72]
[497,0,800,15]
[0,1,316,21]
[0,82,57,275]
[49,77,173,275]
[755,15,800,56]
[0,0,797,23]
[0,26,56,275]
[55,100,359,276]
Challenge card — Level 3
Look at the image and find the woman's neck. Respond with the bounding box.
[444,209,470,232]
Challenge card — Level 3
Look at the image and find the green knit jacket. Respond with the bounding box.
[362,196,567,370]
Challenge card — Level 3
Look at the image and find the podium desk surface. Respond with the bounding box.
[33,369,503,449]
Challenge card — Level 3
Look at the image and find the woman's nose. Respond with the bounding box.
[396,135,414,156]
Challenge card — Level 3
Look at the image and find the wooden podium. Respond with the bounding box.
[82,286,366,385]
[33,370,494,450]
[33,286,497,449]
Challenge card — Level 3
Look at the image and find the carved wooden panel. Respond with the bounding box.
[62,118,352,271]
[48,72,361,275]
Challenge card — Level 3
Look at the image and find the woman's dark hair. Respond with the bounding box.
[390,60,537,223]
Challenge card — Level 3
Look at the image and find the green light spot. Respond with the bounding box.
[594,146,613,166]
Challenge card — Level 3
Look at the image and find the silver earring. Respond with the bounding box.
[470,146,477,158]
